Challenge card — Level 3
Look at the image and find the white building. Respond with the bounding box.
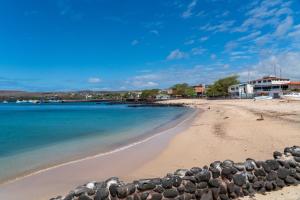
[228,83,254,99]
[249,76,290,98]
[156,94,171,100]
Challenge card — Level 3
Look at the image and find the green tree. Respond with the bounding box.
[206,75,240,97]
[172,83,196,97]
[140,89,159,100]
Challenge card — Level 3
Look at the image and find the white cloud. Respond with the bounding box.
[191,47,206,55]
[184,40,195,45]
[88,77,101,84]
[200,20,235,33]
[238,31,261,41]
[210,54,217,60]
[166,49,188,60]
[150,30,159,36]
[200,36,209,42]
[131,40,139,46]
[274,16,293,37]
[182,0,197,19]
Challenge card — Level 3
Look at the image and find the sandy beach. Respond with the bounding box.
[125,99,300,199]
[1,99,300,200]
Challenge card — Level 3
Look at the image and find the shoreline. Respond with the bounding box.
[0,106,194,185]
[0,106,200,200]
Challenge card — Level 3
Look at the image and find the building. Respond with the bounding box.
[193,84,205,97]
[228,83,254,99]
[249,76,290,98]
[155,94,171,100]
[288,82,300,91]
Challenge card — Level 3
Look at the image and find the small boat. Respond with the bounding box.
[281,93,300,101]
[254,96,273,100]
[2,100,8,104]
[28,100,41,104]
[16,100,29,103]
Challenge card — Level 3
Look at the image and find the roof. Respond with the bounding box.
[251,76,289,82]
[288,81,300,85]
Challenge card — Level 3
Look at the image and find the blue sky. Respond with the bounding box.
[0,0,300,91]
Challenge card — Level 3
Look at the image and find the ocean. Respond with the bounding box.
[0,102,191,182]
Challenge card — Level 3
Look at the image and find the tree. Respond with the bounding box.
[171,83,196,97]
[206,75,240,97]
[140,89,159,100]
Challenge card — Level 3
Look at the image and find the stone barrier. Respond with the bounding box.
[51,146,300,200]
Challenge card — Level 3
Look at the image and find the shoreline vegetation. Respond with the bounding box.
[0,99,300,200]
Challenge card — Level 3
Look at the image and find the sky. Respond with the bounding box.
[0,0,300,91]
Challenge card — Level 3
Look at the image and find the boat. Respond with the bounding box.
[254,96,273,100]
[2,100,8,104]
[281,93,300,101]
[16,100,29,103]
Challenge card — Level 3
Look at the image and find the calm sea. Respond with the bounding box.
[0,102,191,182]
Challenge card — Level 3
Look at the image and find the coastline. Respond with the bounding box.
[0,106,199,200]
[124,99,300,200]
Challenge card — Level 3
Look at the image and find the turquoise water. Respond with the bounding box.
[0,103,191,182]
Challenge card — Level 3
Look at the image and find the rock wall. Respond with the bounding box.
[51,146,300,200]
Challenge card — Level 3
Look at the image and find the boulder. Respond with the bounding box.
[277,168,290,179]
[94,188,109,200]
[163,188,179,198]
[233,174,246,186]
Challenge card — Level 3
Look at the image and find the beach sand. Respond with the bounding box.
[124,99,300,200]
[1,99,300,200]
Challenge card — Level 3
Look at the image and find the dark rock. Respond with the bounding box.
[137,181,156,191]
[252,181,264,190]
[265,181,273,191]
[294,157,300,163]
[219,194,230,200]
[291,147,300,157]
[245,159,256,171]
[116,186,127,198]
[221,160,234,168]
[183,193,194,200]
[209,167,221,178]
[94,188,109,200]
[254,168,266,177]
[78,194,92,200]
[174,169,189,177]
[195,170,211,182]
[234,162,245,171]
[285,176,297,185]
[126,196,133,200]
[276,178,285,188]
[265,160,280,171]
[197,182,208,189]
[262,162,271,173]
[182,176,197,183]
[172,176,182,187]
[184,181,196,193]
[161,178,173,189]
[109,184,118,197]
[266,170,278,181]
[153,185,164,193]
[208,179,220,188]
[233,174,246,186]
[190,167,202,174]
[177,186,185,194]
[126,183,136,195]
[185,170,194,176]
[211,187,220,199]
[148,193,162,200]
[233,185,243,197]
[163,188,179,198]
[273,151,282,159]
[140,192,149,200]
[277,168,290,179]
[133,194,140,200]
[227,182,235,193]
